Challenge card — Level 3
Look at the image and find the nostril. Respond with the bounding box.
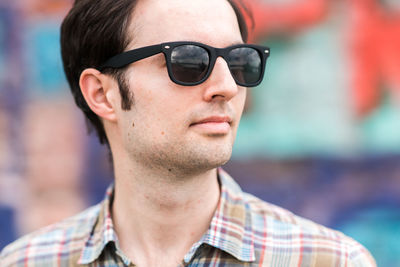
[211,94,225,99]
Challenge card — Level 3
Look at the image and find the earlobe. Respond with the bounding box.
[79,68,118,122]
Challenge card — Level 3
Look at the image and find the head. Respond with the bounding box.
[61,0,249,147]
[61,0,262,175]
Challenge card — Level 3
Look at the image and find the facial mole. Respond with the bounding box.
[161,131,165,135]
[132,122,135,128]
[168,168,172,172]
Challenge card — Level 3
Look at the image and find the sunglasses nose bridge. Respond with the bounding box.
[208,47,231,78]
[213,47,229,63]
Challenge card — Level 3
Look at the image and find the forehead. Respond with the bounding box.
[129,0,242,47]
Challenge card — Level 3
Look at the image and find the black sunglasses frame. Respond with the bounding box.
[98,41,270,87]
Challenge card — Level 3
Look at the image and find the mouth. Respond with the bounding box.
[189,116,232,135]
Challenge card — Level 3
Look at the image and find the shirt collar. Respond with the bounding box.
[199,168,256,262]
[78,184,131,265]
[78,168,255,264]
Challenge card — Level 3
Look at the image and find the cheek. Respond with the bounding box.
[122,67,192,143]
[132,91,188,138]
[132,84,193,125]
[234,88,247,113]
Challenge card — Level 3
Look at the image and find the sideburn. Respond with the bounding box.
[116,71,134,110]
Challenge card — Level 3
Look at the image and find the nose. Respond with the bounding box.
[202,57,239,102]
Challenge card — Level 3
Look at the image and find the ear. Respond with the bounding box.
[79,68,118,122]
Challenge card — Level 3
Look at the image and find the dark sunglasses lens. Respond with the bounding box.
[228,47,262,85]
[170,45,210,84]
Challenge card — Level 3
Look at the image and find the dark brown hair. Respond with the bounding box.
[61,0,250,146]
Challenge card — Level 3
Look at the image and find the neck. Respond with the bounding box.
[111,154,221,266]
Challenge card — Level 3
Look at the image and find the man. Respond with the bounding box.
[1,0,376,266]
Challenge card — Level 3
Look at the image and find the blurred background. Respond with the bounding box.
[0,0,399,266]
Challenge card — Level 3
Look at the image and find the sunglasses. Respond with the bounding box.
[99,41,270,87]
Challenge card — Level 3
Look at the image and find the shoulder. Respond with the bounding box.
[0,204,101,267]
[243,193,376,266]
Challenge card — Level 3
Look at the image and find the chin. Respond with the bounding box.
[190,146,233,171]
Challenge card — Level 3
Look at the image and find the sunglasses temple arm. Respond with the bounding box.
[98,44,163,70]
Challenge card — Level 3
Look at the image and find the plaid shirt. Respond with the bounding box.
[1,169,376,267]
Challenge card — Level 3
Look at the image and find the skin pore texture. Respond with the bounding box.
[80,0,246,266]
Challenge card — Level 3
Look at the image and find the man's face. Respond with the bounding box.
[115,0,247,175]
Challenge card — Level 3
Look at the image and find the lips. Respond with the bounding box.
[190,116,232,134]
[191,116,232,126]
